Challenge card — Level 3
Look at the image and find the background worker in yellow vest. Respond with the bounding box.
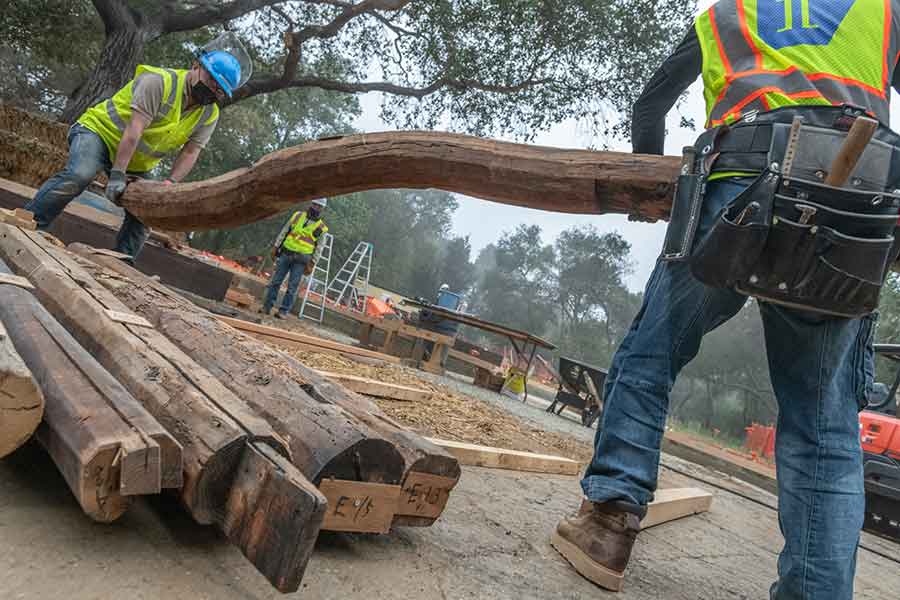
[552,2,900,599]
[26,33,252,261]
[262,198,329,318]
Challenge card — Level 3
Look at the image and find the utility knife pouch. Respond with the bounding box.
[689,169,778,288]
[660,173,705,261]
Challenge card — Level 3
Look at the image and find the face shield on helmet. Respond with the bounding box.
[196,32,252,98]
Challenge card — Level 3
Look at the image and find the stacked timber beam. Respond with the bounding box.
[0,258,178,520]
[67,243,462,529]
[0,225,324,592]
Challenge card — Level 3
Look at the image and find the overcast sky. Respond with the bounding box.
[351,0,900,292]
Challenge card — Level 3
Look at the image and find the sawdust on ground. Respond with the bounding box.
[282,347,594,464]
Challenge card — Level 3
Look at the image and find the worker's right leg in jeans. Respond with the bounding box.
[27,124,110,228]
[581,179,749,511]
[263,254,293,313]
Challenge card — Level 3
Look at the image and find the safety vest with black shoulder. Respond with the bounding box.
[661,1,900,318]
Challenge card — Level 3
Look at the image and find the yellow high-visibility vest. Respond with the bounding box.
[282,211,328,255]
[78,65,218,172]
[695,0,897,127]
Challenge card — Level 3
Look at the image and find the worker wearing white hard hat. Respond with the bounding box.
[26,32,253,261]
[262,198,330,318]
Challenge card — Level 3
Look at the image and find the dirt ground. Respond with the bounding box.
[3,441,900,600]
[3,322,899,599]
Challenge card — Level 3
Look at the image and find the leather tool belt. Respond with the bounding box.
[662,105,900,318]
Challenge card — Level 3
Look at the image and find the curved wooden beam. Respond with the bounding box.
[120,132,680,231]
[1,104,680,232]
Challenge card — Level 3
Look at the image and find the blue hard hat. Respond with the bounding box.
[199,50,241,97]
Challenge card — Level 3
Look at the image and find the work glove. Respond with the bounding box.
[106,169,128,206]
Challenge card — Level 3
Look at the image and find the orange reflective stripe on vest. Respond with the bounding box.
[696,0,898,127]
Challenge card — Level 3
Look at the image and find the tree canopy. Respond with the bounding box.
[1,0,694,138]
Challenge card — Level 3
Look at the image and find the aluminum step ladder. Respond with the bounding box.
[326,241,373,313]
[297,232,333,323]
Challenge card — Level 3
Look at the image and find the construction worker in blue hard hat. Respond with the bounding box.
[261,198,329,319]
[26,32,252,261]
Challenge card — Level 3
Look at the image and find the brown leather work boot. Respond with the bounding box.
[550,499,641,592]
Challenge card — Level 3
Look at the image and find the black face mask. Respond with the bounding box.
[190,81,218,106]
[307,206,321,220]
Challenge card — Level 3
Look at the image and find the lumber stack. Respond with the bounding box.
[67,244,462,529]
[0,257,178,521]
[0,225,324,593]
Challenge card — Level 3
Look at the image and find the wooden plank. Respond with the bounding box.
[398,323,456,345]
[222,442,327,593]
[318,479,401,534]
[0,320,43,459]
[448,348,501,373]
[641,487,714,530]
[217,315,403,363]
[314,370,432,402]
[428,438,581,476]
[396,472,456,519]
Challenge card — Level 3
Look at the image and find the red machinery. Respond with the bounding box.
[861,344,900,540]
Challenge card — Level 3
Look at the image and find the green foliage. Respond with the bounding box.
[1,0,695,139]
[0,1,102,112]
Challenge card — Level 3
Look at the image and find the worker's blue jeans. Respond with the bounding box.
[582,178,871,600]
[263,251,310,315]
[26,124,150,260]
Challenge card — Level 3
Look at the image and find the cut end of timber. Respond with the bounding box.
[0,322,43,459]
[223,442,326,593]
[427,438,581,476]
[319,478,402,534]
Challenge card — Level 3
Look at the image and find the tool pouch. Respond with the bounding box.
[689,169,778,288]
[734,178,900,317]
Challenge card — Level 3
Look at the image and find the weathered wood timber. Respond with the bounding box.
[223,441,326,592]
[0,104,679,231]
[0,227,324,592]
[0,257,165,520]
[68,245,462,527]
[71,244,405,487]
[0,296,43,460]
[120,132,679,230]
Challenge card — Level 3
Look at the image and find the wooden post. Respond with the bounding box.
[0,226,324,592]
[67,244,462,528]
